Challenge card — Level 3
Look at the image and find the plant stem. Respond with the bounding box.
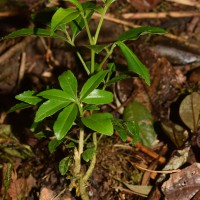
[94,5,108,44]
[83,132,97,182]
[79,128,84,157]
[76,51,90,75]
[99,43,116,70]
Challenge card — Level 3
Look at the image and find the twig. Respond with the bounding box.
[166,0,200,8]
[122,11,200,19]
[93,12,200,50]
[0,11,19,17]
[114,135,166,164]
[134,141,166,164]
[17,52,26,88]
[92,13,139,28]
[133,164,180,174]
[0,37,32,64]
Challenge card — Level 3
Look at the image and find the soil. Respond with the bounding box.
[1,0,200,200]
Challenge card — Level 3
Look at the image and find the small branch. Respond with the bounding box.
[166,0,200,8]
[122,11,200,19]
[133,164,180,174]
[92,12,200,50]
[0,37,32,64]
[0,11,19,17]
[83,132,97,182]
[17,52,26,88]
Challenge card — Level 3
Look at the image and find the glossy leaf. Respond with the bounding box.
[15,90,42,105]
[35,100,69,122]
[54,103,78,140]
[8,102,33,113]
[179,92,200,130]
[2,28,66,41]
[82,147,96,162]
[70,7,94,39]
[116,41,150,85]
[83,104,100,111]
[37,89,73,101]
[116,26,167,42]
[48,138,63,153]
[123,99,157,147]
[81,113,113,136]
[51,8,79,34]
[59,156,72,175]
[58,71,77,101]
[80,70,108,100]
[82,89,113,104]
[68,0,83,11]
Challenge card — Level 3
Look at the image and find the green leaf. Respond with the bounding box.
[35,100,69,122]
[123,99,157,147]
[83,104,100,111]
[85,44,111,54]
[81,113,113,136]
[15,90,42,105]
[51,8,79,34]
[105,0,116,6]
[59,156,72,175]
[112,118,140,144]
[112,118,128,142]
[82,147,96,162]
[48,138,63,153]
[126,121,140,145]
[8,102,33,113]
[58,71,77,101]
[68,0,83,11]
[70,7,94,39]
[37,89,73,101]
[2,28,66,41]
[80,70,108,100]
[82,89,113,104]
[54,103,78,140]
[116,26,167,41]
[116,41,150,85]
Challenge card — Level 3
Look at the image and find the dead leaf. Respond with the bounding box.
[7,173,36,199]
[162,163,200,200]
[179,92,200,130]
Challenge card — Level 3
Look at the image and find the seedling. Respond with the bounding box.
[2,0,166,199]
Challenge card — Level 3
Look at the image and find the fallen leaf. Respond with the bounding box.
[179,92,200,130]
[162,163,200,200]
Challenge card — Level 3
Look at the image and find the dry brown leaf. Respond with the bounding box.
[7,173,36,199]
[162,163,200,200]
[39,187,55,200]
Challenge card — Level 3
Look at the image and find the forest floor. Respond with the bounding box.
[0,0,200,199]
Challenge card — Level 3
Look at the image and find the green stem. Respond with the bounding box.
[94,5,108,44]
[98,43,116,70]
[76,51,90,75]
